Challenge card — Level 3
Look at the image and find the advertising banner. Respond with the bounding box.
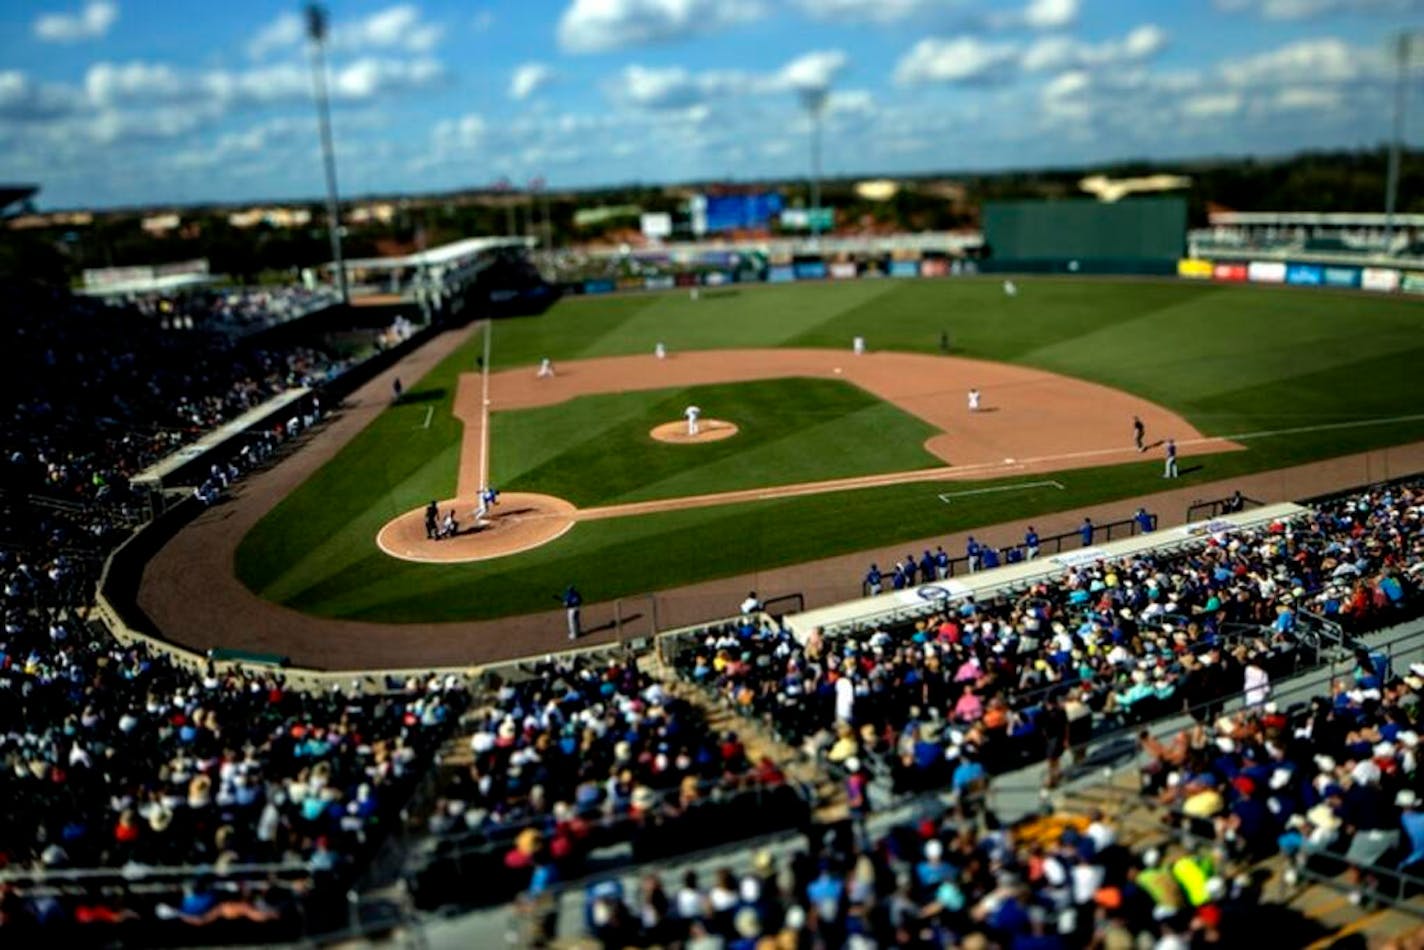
[702,193,784,232]
[1402,272,1424,294]
[768,265,796,283]
[889,260,919,278]
[1322,266,1360,289]
[920,259,949,277]
[1285,263,1323,286]
[639,213,672,240]
[780,207,834,231]
[674,272,699,287]
[1177,258,1213,279]
[1247,261,1287,283]
[1212,263,1247,282]
[1361,267,1401,292]
[643,275,675,290]
[793,261,828,280]
[584,279,615,295]
[617,277,644,291]
[829,261,858,279]
[703,270,732,286]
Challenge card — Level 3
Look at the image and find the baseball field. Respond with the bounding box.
[234,277,1424,623]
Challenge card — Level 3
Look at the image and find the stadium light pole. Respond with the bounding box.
[1385,31,1423,250]
[799,88,829,246]
[306,4,348,305]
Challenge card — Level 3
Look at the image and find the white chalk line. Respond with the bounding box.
[419,405,434,430]
[479,321,492,495]
[937,480,1064,504]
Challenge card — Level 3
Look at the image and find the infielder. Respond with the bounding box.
[537,357,555,378]
[1163,438,1179,478]
[474,486,500,523]
[654,342,667,360]
[853,336,866,355]
[967,388,981,412]
[1133,415,1146,452]
[684,405,701,436]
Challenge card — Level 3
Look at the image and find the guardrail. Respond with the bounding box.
[1186,492,1262,523]
[859,513,1156,598]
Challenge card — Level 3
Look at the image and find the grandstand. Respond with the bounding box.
[1189,210,1424,266]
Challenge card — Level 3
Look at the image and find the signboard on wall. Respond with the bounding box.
[1177,258,1213,279]
[1361,267,1401,292]
[1247,261,1286,283]
[639,213,672,239]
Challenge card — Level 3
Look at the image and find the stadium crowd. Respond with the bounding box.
[3,284,351,511]
[578,805,1255,949]
[676,480,1422,793]
[0,283,464,937]
[129,285,339,333]
[413,654,805,908]
[1142,636,1424,904]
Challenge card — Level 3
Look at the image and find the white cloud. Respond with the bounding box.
[778,50,848,93]
[894,37,1018,85]
[1022,0,1079,29]
[1022,25,1167,72]
[509,63,556,101]
[33,1,117,43]
[1219,38,1378,86]
[247,12,305,59]
[1271,85,1344,110]
[248,4,443,58]
[1214,0,1424,19]
[336,5,443,53]
[558,0,764,53]
[0,71,83,120]
[791,0,959,22]
[1181,91,1243,117]
[608,50,848,109]
[434,113,487,150]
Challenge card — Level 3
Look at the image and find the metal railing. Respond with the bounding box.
[861,513,1160,598]
[1186,492,1263,523]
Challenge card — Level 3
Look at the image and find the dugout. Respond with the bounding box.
[982,196,1186,274]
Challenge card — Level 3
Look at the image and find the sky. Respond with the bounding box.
[1,0,1422,209]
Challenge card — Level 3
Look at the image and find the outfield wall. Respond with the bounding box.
[556,251,1423,297]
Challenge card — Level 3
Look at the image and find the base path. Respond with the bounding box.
[137,327,1424,671]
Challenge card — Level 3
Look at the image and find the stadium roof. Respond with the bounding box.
[75,271,216,298]
[0,185,38,216]
[337,235,535,272]
[1209,211,1424,227]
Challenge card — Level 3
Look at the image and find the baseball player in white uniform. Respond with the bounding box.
[685,405,701,436]
[968,388,981,412]
[853,336,866,355]
[537,358,554,378]
[654,342,667,360]
[1003,280,1018,297]
[474,486,500,523]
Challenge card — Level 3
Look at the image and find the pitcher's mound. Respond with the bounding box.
[650,419,740,444]
[376,492,578,563]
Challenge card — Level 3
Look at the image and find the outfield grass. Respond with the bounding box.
[237,278,1424,621]
[491,378,942,507]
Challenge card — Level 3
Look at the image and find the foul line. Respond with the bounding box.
[419,405,434,430]
[1214,412,1424,443]
[479,321,492,494]
[937,480,1064,504]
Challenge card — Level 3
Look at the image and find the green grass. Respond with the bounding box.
[491,378,942,507]
[236,278,1424,622]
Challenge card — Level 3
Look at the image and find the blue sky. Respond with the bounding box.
[1,0,1421,209]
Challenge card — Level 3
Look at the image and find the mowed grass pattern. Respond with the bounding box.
[237,278,1424,621]
[490,378,943,507]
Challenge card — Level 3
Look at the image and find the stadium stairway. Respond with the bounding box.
[642,649,848,822]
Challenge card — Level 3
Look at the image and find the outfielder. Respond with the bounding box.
[684,405,701,436]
